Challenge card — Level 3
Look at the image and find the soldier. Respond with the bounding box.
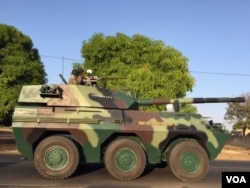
[76,68,84,85]
[68,69,78,84]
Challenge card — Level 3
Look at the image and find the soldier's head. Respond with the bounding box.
[72,69,78,76]
[77,68,84,76]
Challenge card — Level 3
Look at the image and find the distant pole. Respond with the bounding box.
[62,56,64,76]
[62,56,64,84]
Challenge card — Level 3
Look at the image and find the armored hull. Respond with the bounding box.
[12,84,245,182]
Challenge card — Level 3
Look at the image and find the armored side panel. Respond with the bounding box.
[12,105,230,162]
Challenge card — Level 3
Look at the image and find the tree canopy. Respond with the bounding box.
[224,93,250,135]
[0,24,47,124]
[81,33,195,111]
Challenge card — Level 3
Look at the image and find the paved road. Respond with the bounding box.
[0,153,250,188]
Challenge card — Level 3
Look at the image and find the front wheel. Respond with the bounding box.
[104,138,146,181]
[168,140,209,182]
[34,135,79,180]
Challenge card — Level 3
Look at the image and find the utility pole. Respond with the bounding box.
[62,56,64,84]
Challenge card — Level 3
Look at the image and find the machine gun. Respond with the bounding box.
[82,75,126,87]
[59,70,125,87]
[82,69,125,87]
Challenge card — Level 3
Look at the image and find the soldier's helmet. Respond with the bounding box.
[86,69,92,76]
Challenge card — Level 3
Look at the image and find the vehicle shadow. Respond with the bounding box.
[73,162,168,179]
[73,163,105,178]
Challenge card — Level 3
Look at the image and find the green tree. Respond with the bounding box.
[72,62,84,70]
[0,24,47,124]
[81,33,195,111]
[180,104,197,114]
[224,93,250,135]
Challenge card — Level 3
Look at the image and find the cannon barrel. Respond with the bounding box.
[136,97,245,106]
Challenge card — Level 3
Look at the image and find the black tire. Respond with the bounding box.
[104,138,146,181]
[34,135,79,180]
[168,140,209,182]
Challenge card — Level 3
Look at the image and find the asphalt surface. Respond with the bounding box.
[1,153,250,188]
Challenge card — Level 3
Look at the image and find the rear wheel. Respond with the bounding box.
[104,138,146,181]
[34,135,79,180]
[168,140,209,182]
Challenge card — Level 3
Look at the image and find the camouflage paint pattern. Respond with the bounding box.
[12,85,244,163]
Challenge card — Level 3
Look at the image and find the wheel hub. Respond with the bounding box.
[179,151,200,173]
[115,148,136,171]
[45,146,68,170]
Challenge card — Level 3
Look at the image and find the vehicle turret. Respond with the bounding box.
[17,84,245,111]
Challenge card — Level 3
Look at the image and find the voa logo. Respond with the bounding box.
[226,176,246,184]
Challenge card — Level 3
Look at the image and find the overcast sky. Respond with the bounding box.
[1,0,250,130]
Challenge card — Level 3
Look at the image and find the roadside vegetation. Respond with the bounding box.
[0,24,47,125]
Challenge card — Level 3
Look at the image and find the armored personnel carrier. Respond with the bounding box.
[12,84,245,182]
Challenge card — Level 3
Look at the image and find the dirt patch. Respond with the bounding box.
[216,145,250,161]
[0,127,17,153]
[0,143,18,153]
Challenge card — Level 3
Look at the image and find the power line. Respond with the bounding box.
[191,71,250,77]
[40,55,250,77]
[41,55,82,62]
